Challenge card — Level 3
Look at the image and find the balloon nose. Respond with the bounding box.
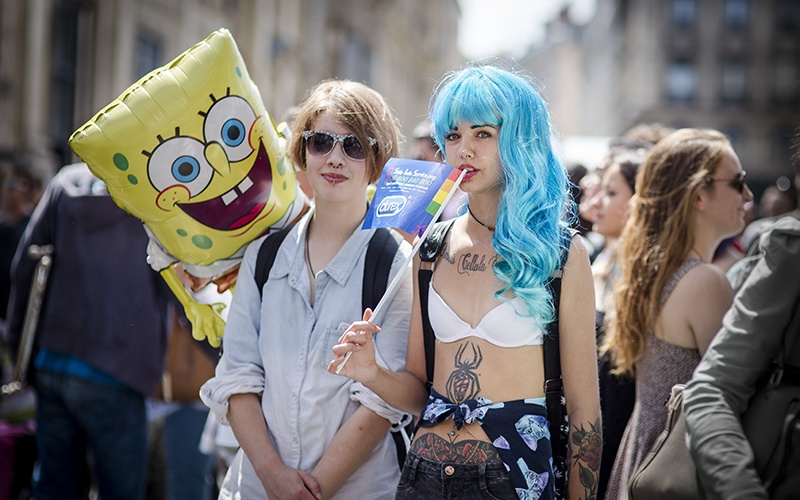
[205,142,230,176]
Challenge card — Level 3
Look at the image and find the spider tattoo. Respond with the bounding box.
[446,342,483,402]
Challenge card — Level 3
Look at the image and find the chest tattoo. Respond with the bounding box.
[440,242,497,276]
[446,342,483,403]
[440,242,456,265]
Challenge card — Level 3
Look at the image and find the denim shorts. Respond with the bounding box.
[395,450,517,500]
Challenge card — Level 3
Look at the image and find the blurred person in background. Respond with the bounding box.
[601,128,753,499]
[6,163,170,500]
[0,159,43,325]
[741,169,800,254]
[587,147,648,499]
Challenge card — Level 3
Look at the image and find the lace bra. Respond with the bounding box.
[428,282,544,348]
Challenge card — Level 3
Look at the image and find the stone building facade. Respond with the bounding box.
[0,0,461,179]
[522,0,799,189]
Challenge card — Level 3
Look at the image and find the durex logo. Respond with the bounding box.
[376,195,407,217]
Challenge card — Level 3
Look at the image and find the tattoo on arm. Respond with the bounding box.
[570,418,601,500]
[410,432,502,464]
[445,342,483,402]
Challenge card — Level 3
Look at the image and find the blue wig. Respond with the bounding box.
[429,63,573,330]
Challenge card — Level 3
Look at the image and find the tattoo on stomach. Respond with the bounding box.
[446,342,483,402]
[410,432,502,464]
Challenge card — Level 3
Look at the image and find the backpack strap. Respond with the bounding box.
[360,227,409,470]
[418,219,457,388]
[255,226,295,298]
[543,228,577,497]
[362,228,402,311]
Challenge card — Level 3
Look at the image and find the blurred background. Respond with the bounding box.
[0,0,798,200]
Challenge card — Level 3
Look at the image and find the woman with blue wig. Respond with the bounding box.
[330,64,601,500]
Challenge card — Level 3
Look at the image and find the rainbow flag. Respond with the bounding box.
[363,158,464,237]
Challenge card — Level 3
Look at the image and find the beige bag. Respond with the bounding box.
[630,374,800,500]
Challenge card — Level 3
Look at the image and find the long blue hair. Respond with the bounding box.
[430,63,573,330]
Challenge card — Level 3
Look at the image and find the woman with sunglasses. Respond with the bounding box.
[601,128,753,499]
[201,80,412,499]
[330,63,601,500]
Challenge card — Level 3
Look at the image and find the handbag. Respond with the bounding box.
[630,367,800,499]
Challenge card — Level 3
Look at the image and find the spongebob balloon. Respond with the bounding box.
[69,28,307,346]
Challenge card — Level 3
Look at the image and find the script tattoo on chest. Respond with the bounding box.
[439,242,497,276]
[446,342,483,403]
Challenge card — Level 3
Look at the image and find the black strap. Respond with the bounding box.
[362,228,401,311]
[418,219,457,386]
[543,229,576,474]
[255,227,294,298]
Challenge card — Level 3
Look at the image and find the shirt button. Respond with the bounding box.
[291,394,297,401]
[444,465,455,476]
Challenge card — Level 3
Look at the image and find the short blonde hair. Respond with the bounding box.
[288,80,401,183]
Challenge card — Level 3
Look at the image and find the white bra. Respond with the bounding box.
[428,282,544,348]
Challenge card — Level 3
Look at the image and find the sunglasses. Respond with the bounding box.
[712,171,747,193]
[302,130,377,161]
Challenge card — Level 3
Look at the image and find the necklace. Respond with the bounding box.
[468,206,495,232]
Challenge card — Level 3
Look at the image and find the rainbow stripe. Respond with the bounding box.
[425,168,461,216]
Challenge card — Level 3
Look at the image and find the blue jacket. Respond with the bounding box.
[5,163,169,396]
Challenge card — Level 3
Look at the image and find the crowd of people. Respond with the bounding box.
[0,60,798,500]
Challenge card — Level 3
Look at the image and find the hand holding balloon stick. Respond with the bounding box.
[335,159,465,374]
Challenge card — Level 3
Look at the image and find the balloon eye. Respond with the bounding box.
[221,119,245,147]
[172,156,201,182]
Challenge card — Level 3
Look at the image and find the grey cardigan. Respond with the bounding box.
[684,216,800,500]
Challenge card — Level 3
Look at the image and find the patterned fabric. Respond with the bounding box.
[419,388,555,500]
[605,258,704,500]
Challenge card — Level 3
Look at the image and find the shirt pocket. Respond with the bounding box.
[320,322,350,369]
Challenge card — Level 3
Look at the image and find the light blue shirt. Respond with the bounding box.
[201,210,412,499]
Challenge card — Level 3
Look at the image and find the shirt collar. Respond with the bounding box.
[270,207,372,287]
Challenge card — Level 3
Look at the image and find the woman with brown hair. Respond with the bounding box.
[602,128,753,499]
[201,80,412,499]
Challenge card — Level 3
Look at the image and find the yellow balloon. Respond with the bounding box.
[70,28,301,269]
[69,29,307,346]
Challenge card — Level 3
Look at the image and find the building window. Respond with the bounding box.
[723,0,749,29]
[666,61,696,102]
[340,33,372,85]
[775,0,800,33]
[671,0,697,27]
[50,0,80,167]
[774,56,799,104]
[721,60,747,103]
[136,30,163,79]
